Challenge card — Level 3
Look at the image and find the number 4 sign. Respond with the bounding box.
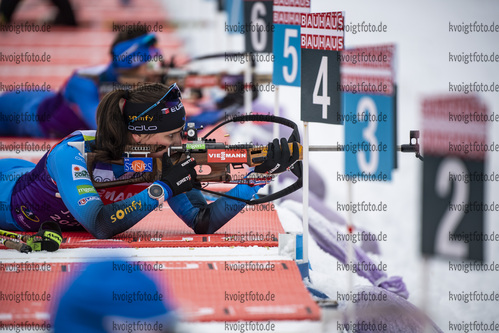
[301,49,341,123]
[300,12,345,124]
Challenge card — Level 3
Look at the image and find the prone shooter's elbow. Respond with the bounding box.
[91,227,115,239]
[193,207,210,234]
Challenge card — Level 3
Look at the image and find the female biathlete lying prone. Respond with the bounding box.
[0,83,298,239]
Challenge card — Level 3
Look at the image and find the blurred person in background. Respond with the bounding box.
[53,259,180,332]
[0,26,166,138]
[0,0,77,26]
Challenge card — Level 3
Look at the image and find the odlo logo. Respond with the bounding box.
[111,201,142,223]
[128,125,158,132]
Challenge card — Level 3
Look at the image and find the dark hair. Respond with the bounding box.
[93,83,168,161]
[110,25,150,56]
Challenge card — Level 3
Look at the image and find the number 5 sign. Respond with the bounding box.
[272,0,310,86]
[300,12,345,124]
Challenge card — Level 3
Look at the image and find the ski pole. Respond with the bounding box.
[0,221,62,253]
[0,238,32,253]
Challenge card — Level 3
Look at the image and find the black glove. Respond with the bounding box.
[254,138,299,174]
[161,154,198,197]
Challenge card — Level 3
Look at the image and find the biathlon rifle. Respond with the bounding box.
[78,115,304,205]
[162,52,272,91]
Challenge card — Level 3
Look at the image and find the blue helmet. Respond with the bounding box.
[111,33,163,69]
[53,259,178,332]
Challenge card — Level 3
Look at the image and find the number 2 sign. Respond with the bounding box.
[421,95,487,261]
[422,156,484,261]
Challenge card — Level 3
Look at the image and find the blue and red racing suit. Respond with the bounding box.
[0,64,122,138]
[0,131,260,238]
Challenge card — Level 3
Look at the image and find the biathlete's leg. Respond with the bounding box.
[0,159,36,231]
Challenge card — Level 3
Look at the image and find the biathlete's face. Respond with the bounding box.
[132,126,183,158]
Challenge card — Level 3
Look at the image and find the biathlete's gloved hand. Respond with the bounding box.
[160,154,199,197]
[254,138,299,174]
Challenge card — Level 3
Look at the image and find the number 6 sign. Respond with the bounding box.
[244,0,273,53]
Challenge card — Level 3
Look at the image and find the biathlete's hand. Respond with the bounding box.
[161,154,198,197]
[254,138,299,174]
